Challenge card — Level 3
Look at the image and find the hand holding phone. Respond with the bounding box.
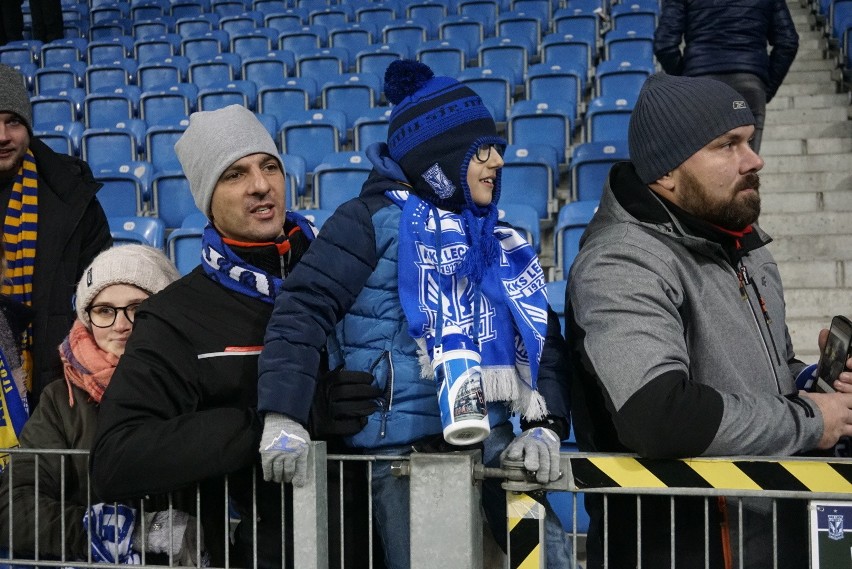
[814,315,852,393]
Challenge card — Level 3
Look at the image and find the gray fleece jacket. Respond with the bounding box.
[568,161,823,459]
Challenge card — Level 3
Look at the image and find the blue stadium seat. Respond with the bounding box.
[381,20,428,59]
[525,62,582,123]
[220,14,262,35]
[570,140,629,202]
[280,153,307,202]
[89,19,132,41]
[500,143,555,220]
[265,9,309,34]
[457,0,499,36]
[504,142,560,188]
[595,59,653,99]
[320,72,381,129]
[168,227,203,275]
[211,0,251,18]
[511,0,552,23]
[197,81,257,111]
[543,278,567,335]
[353,106,392,151]
[552,9,598,50]
[603,28,654,67]
[477,37,529,89]
[175,14,219,38]
[133,34,181,63]
[82,127,140,170]
[355,5,397,29]
[439,15,483,62]
[496,12,541,57]
[541,32,593,84]
[85,61,137,93]
[406,2,448,39]
[296,208,334,230]
[328,23,376,66]
[146,124,187,173]
[87,36,134,64]
[498,203,541,253]
[309,6,352,30]
[94,164,152,218]
[171,1,205,20]
[84,92,136,128]
[180,211,208,228]
[278,109,346,171]
[0,44,38,66]
[140,85,196,126]
[31,95,77,129]
[554,200,599,280]
[131,0,168,21]
[508,100,573,166]
[296,48,347,87]
[137,57,189,90]
[457,66,513,123]
[257,77,317,122]
[242,50,295,88]
[231,29,278,59]
[108,216,166,248]
[278,25,324,56]
[312,151,372,210]
[34,61,85,95]
[34,121,84,155]
[40,39,85,67]
[152,171,202,229]
[188,54,241,89]
[132,18,174,40]
[584,95,636,142]
[610,2,658,35]
[90,3,127,24]
[416,39,467,77]
[181,30,229,60]
[355,45,403,81]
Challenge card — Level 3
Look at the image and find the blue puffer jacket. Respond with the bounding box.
[259,146,569,448]
[653,0,799,101]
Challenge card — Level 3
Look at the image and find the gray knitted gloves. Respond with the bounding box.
[502,427,562,483]
[259,412,311,486]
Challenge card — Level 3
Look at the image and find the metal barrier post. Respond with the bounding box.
[409,451,483,569]
[292,442,329,569]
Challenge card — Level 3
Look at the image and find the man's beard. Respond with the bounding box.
[679,169,761,231]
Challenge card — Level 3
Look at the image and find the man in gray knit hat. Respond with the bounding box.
[91,105,379,568]
[0,63,110,406]
[567,73,852,569]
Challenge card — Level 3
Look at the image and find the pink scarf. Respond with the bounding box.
[59,320,119,406]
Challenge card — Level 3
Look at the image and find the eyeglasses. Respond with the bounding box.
[87,303,142,328]
[474,144,505,163]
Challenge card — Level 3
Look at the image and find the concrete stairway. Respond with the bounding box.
[757,0,852,361]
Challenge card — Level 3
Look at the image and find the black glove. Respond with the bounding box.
[311,366,383,438]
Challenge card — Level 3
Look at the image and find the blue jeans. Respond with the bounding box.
[703,72,767,153]
[371,423,573,569]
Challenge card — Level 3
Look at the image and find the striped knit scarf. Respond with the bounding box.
[1,150,37,391]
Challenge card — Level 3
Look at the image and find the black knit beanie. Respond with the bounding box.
[628,73,756,184]
[384,60,506,214]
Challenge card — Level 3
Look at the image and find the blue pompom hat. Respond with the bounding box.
[384,60,507,215]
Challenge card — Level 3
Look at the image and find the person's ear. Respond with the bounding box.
[650,171,676,194]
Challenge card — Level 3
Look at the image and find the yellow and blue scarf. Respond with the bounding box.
[1,149,37,392]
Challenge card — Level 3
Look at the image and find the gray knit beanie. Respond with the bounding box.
[174,105,281,217]
[0,64,33,134]
[628,73,755,184]
[76,245,181,328]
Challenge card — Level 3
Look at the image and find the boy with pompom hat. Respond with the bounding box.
[257,60,572,568]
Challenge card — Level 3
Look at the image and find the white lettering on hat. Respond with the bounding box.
[733,100,747,109]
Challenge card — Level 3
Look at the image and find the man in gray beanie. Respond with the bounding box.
[567,73,852,569]
[91,105,379,568]
[0,63,110,406]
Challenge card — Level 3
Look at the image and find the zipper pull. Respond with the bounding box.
[736,267,748,300]
[379,402,388,438]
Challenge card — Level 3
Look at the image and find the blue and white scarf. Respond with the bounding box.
[200,212,315,304]
[390,190,550,419]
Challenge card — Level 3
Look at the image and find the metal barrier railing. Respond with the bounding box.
[2,445,850,569]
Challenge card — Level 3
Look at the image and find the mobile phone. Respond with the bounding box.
[814,315,852,393]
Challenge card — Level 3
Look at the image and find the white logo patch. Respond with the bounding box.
[733,100,747,110]
[422,163,456,198]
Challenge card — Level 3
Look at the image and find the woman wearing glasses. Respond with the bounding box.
[0,245,202,565]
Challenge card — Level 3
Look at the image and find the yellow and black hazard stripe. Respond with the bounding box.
[507,491,544,569]
[570,456,852,493]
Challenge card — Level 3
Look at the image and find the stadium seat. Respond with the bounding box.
[82,127,140,170]
[197,80,257,111]
[552,9,598,45]
[131,0,168,21]
[439,15,483,62]
[500,144,555,220]
[320,72,381,129]
[355,5,397,29]
[220,14,262,35]
[296,208,334,230]
[278,109,346,171]
[175,14,219,38]
[525,62,582,122]
[108,216,166,248]
[170,1,205,20]
[264,9,307,33]
[496,12,541,56]
[416,39,467,77]
[133,34,180,63]
[477,37,529,89]
[610,2,658,36]
[0,44,37,66]
[181,30,229,60]
[570,140,629,202]
[34,62,85,95]
[34,127,77,156]
[595,59,654,99]
[85,61,137,93]
[188,54,241,89]
[355,45,403,82]
[231,29,278,59]
[88,36,134,64]
[457,0,499,36]
[132,18,174,40]
[168,227,204,275]
[296,48,347,87]
[137,57,189,90]
[146,124,187,173]
[211,0,250,18]
[312,151,372,210]
[584,95,636,142]
[95,164,152,218]
[89,19,132,41]
[603,28,654,67]
[508,100,573,167]
[328,23,376,66]
[84,92,136,128]
[541,32,593,84]
[381,20,428,59]
[40,38,86,67]
[152,171,202,229]
[181,211,208,229]
[457,66,513,123]
[257,78,317,122]
[280,153,307,202]
[278,25,325,56]
[511,0,551,23]
[498,203,541,252]
[554,200,599,280]
[242,50,295,89]
[406,2,448,39]
[31,95,77,129]
[543,279,566,332]
[353,106,392,151]
[140,86,196,126]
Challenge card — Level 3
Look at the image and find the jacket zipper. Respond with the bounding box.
[370,351,394,438]
[735,262,782,393]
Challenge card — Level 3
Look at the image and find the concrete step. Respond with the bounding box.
[761,170,852,192]
[776,81,840,96]
[767,234,852,261]
[777,260,849,288]
[761,189,852,212]
[761,152,852,173]
[765,106,849,124]
[783,288,852,319]
[763,120,852,140]
[788,57,837,72]
[761,136,852,155]
[769,93,851,110]
[759,211,852,236]
[786,317,830,361]
[793,47,831,61]
[785,69,834,83]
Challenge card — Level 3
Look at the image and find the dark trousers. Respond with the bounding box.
[28,0,63,43]
[0,1,24,46]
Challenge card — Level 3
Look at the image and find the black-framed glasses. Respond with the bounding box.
[474,144,505,163]
[87,303,142,328]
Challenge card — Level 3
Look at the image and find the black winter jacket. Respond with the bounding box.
[27,137,111,403]
[653,0,799,101]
